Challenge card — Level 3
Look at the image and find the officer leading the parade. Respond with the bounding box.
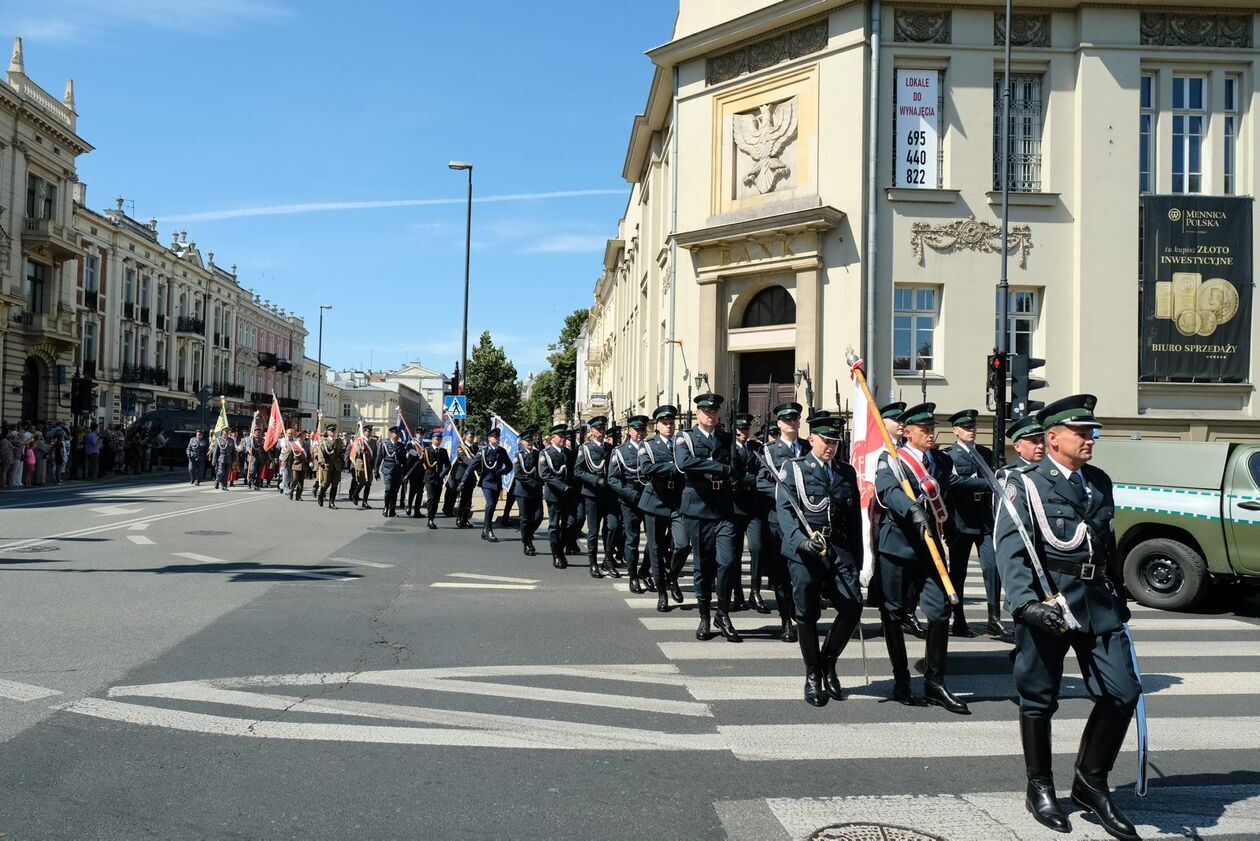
[995,395,1142,840]
[776,411,864,707]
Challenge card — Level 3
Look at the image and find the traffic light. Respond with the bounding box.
[1009,354,1047,418]
[71,376,96,417]
[986,351,1006,395]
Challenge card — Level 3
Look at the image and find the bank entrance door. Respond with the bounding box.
[740,350,796,429]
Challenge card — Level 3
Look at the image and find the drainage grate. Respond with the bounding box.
[10,545,59,553]
[368,527,405,533]
[185,530,231,536]
[808,825,947,841]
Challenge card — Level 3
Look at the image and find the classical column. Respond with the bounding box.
[794,266,822,409]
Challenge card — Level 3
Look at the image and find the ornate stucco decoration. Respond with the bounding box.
[733,98,798,195]
[910,216,1033,268]
[893,9,951,44]
[1141,13,1251,48]
[706,18,828,86]
[995,13,1050,47]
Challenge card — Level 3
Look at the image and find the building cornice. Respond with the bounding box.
[676,203,845,249]
[647,0,847,69]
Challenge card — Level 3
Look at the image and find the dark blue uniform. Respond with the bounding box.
[374,438,404,517]
[757,436,806,632]
[574,438,618,576]
[538,443,575,567]
[607,439,647,588]
[673,425,739,633]
[461,445,511,537]
[946,441,1000,629]
[638,434,689,608]
[512,446,544,553]
[420,442,451,524]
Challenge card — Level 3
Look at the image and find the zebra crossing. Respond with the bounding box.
[610,565,1260,839]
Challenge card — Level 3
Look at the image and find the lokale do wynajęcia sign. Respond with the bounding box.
[1141,195,1253,382]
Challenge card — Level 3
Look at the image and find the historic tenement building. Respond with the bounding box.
[0,38,308,427]
[583,0,1260,442]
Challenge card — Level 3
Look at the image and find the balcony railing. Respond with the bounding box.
[120,365,170,387]
[278,396,300,410]
[275,358,293,374]
[177,316,204,335]
[123,302,135,319]
[258,351,277,368]
[250,391,271,404]
[156,313,166,331]
[84,290,98,309]
[212,382,245,398]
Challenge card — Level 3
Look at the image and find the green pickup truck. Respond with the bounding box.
[1089,440,1260,610]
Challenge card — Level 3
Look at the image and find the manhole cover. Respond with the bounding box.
[185,530,232,536]
[368,527,404,533]
[9,546,59,553]
[809,824,946,841]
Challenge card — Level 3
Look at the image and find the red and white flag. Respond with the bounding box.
[848,361,885,569]
[263,393,284,451]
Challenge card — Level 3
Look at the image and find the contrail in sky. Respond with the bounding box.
[163,189,628,223]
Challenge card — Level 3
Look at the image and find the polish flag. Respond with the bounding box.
[263,393,284,451]
[848,362,885,569]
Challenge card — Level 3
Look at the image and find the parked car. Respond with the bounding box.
[1090,439,1260,610]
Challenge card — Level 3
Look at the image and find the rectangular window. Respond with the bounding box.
[893,285,939,373]
[996,289,1041,356]
[1172,75,1205,194]
[123,330,134,368]
[124,268,135,302]
[1224,75,1240,195]
[342,402,352,418]
[140,275,150,308]
[24,260,47,314]
[24,174,57,219]
[994,74,1044,192]
[1140,74,1155,194]
[85,256,99,292]
[140,336,149,367]
[83,322,97,362]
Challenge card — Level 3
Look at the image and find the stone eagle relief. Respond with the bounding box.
[733,98,798,196]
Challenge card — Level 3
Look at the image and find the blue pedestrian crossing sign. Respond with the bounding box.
[444,395,467,420]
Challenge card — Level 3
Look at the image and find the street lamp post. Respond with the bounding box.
[316,304,332,431]
[449,161,473,396]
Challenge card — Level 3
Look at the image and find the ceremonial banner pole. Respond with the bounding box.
[846,349,958,605]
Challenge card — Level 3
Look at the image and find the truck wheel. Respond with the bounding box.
[1124,538,1209,611]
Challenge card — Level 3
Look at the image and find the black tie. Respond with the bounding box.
[1069,471,1086,500]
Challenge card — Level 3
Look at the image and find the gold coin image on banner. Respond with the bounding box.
[1197,278,1239,323]
[1176,309,1202,336]
[1196,310,1219,336]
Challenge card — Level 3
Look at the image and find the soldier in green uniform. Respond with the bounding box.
[995,396,1140,840]
[348,425,377,509]
[775,411,863,707]
[314,423,345,509]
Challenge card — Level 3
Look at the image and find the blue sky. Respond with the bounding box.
[3,0,676,376]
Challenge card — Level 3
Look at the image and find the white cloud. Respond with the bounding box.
[163,189,627,223]
[4,0,292,43]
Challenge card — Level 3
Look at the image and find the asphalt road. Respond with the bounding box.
[2,473,1259,840]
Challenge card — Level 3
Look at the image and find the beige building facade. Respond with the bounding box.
[584,0,1260,443]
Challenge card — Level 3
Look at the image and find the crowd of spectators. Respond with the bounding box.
[0,420,169,490]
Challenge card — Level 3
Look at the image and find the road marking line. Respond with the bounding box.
[764,786,1260,841]
[173,552,226,564]
[0,679,61,702]
[127,522,150,531]
[430,582,537,590]
[446,572,540,584]
[127,535,155,545]
[90,505,143,516]
[0,496,258,554]
[658,639,1260,661]
[328,557,394,569]
[682,670,1257,701]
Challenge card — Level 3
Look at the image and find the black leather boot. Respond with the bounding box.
[731,587,747,612]
[715,611,742,643]
[987,604,1015,643]
[749,590,770,614]
[668,573,684,604]
[923,621,971,715]
[1071,703,1139,841]
[822,617,858,701]
[901,614,926,639]
[656,586,670,612]
[427,517,437,530]
[641,568,657,592]
[797,621,827,707]
[523,540,536,557]
[883,619,920,706]
[1021,714,1070,833]
[780,616,798,643]
[695,603,712,641]
[588,550,604,579]
[552,551,567,570]
[602,552,620,578]
[951,604,978,638]
[480,527,489,541]
[628,574,643,594]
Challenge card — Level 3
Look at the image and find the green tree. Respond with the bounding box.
[522,369,558,429]
[547,307,589,423]
[464,331,522,434]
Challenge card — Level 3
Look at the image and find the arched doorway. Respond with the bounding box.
[21,357,43,421]
[734,285,798,423]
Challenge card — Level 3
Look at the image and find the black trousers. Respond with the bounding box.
[442,479,461,515]
[1014,624,1141,719]
[620,504,643,574]
[424,479,443,518]
[405,475,424,514]
[481,487,501,529]
[878,552,950,625]
[788,549,863,626]
[456,480,476,521]
[645,511,688,583]
[546,499,570,553]
[948,530,1002,608]
[500,486,516,522]
[684,516,738,611]
[518,494,543,544]
[764,519,797,621]
[584,496,611,557]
